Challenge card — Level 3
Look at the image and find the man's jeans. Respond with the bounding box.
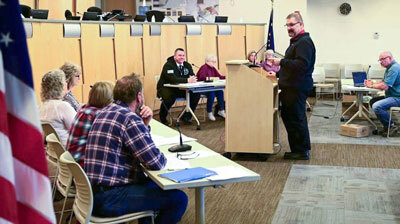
[371,97,400,128]
[92,180,188,224]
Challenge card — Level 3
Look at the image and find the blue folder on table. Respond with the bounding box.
[159,167,217,183]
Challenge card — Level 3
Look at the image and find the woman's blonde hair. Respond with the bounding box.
[247,50,257,61]
[40,69,66,101]
[88,81,115,108]
[60,62,81,89]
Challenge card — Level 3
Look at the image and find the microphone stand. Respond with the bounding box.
[254,41,269,65]
[160,98,192,152]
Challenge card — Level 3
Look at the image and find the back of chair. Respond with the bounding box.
[344,64,363,79]
[368,64,385,79]
[42,122,60,141]
[47,134,71,192]
[60,151,94,224]
[312,67,326,83]
[45,133,59,163]
[323,63,340,79]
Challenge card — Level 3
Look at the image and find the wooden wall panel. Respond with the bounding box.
[186,25,218,74]
[37,0,73,20]
[20,0,35,8]
[142,25,162,110]
[160,25,186,63]
[217,25,246,75]
[75,0,95,16]
[105,0,136,17]
[80,23,116,98]
[27,23,64,103]
[114,24,144,79]
[245,25,266,62]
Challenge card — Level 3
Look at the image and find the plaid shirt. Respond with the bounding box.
[66,105,100,167]
[85,100,166,187]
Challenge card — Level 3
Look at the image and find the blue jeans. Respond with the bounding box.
[92,180,188,224]
[207,91,225,113]
[372,97,400,128]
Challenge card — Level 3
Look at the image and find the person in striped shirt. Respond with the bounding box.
[85,73,188,224]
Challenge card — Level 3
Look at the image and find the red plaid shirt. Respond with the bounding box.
[66,104,100,167]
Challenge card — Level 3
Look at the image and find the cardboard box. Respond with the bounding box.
[340,124,370,137]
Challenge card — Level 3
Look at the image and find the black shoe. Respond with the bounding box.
[284,151,310,160]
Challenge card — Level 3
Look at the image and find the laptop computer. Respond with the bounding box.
[215,16,228,23]
[352,72,367,87]
[31,9,49,20]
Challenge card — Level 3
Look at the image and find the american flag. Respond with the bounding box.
[0,1,55,223]
[266,8,274,51]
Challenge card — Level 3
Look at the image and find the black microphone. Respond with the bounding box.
[191,63,200,68]
[160,98,192,152]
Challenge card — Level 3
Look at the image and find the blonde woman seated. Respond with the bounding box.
[60,62,81,111]
[67,81,114,167]
[261,49,280,73]
[196,54,226,121]
[247,50,260,65]
[39,69,76,146]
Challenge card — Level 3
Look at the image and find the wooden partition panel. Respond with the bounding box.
[245,25,266,62]
[37,0,73,20]
[142,25,162,110]
[80,23,116,101]
[186,25,218,74]
[27,23,64,103]
[76,0,95,15]
[217,25,246,75]
[114,24,144,79]
[160,25,186,63]
[105,0,136,17]
[20,0,35,8]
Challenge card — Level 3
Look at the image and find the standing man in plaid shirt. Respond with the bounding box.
[85,74,188,224]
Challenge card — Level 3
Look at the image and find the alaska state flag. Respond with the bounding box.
[267,9,274,50]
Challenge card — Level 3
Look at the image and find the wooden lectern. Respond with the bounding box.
[225,60,279,155]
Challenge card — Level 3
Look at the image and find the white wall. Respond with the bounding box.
[219,0,307,55]
[308,0,400,65]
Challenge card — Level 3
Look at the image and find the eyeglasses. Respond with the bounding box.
[378,56,390,62]
[176,152,199,160]
[284,22,300,27]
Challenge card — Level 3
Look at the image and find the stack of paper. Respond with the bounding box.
[151,134,197,147]
[207,166,253,181]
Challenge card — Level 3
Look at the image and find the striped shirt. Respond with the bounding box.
[85,100,166,187]
[63,91,80,111]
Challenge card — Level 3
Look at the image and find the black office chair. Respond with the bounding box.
[87,6,102,15]
[145,10,165,22]
[65,9,80,20]
[178,15,195,23]
[82,12,99,21]
[20,4,31,18]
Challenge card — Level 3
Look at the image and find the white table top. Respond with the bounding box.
[164,80,226,89]
[145,120,260,190]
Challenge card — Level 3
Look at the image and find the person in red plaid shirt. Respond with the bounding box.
[85,74,188,224]
[66,81,114,167]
